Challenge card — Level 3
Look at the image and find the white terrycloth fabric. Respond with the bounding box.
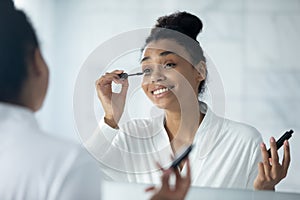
[0,103,102,200]
[86,102,262,190]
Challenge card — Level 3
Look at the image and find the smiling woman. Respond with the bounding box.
[90,11,291,191]
[140,42,204,111]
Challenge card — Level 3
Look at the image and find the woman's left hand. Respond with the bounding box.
[254,137,290,190]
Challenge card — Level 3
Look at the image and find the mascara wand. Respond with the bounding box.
[118,72,144,80]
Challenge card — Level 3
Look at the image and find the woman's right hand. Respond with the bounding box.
[95,70,129,128]
[146,159,191,200]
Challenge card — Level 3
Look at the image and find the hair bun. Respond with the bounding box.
[155,11,203,40]
[0,0,15,14]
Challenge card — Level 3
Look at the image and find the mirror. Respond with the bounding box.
[16,0,299,194]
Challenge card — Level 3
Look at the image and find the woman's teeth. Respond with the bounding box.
[153,87,170,95]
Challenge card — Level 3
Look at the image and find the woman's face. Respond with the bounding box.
[141,39,205,110]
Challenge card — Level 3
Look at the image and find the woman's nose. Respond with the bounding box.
[150,67,166,83]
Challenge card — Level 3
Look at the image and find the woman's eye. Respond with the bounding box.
[143,68,151,75]
[164,63,176,69]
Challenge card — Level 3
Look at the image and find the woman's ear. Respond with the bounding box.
[27,48,44,77]
[195,61,206,81]
[31,49,44,76]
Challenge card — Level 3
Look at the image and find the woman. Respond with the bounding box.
[0,1,103,199]
[0,1,190,199]
[94,11,290,190]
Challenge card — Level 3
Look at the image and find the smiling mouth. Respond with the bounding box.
[152,86,174,95]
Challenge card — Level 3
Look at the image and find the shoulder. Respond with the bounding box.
[33,133,101,181]
[204,104,262,144]
[34,131,81,152]
[25,130,93,166]
[201,102,261,144]
[221,117,263,145]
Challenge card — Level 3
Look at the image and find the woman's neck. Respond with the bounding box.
[164,101,204,151]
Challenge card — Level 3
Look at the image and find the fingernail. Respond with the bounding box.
[270,137,275,143]
[285,140,289,147]
[260,143,265,148]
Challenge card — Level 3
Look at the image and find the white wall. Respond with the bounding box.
[14,0,300,193]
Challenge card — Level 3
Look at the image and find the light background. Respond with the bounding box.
[14,0,300,193]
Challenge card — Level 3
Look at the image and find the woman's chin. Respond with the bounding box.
[152,99,176,110]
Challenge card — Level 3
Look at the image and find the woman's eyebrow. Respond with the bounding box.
[159,51,176,57]
[140,56,150,63]
[140,51,176,63]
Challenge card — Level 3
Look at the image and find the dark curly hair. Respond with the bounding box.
[144,11,207,95]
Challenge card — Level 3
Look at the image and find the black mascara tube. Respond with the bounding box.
[267,129,293,158]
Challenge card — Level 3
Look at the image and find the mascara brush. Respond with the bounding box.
[118,72,144,80]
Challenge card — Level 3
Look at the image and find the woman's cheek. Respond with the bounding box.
[141,82,148,94]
